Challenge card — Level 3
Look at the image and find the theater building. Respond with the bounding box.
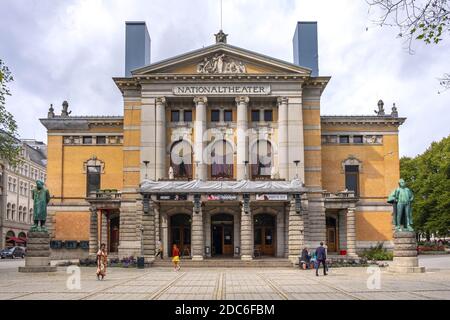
[41,22,405,262]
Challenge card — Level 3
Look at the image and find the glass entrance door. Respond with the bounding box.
[170,214,191,257]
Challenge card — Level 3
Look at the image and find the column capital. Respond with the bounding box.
[277,97,289,106]
[193,96,208,105]
[235,96,250,105]
[155,97,167,105]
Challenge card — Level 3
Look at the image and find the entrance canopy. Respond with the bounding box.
[140,179,306,194]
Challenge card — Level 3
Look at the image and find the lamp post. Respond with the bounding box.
[143,161,150,180]
[294,160,300,180]
[244,161,249,180]
[195,161,200,180]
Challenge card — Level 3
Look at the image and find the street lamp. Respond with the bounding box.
[143,161,150,180]
[195,161,200,180]
[244,161,249,180]
[294,160,300,179]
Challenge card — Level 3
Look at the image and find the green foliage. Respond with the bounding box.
[360,242,394,261]
[400,135,450,237]
[0,59,21,166]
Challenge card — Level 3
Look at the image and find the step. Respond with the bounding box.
[151,259,293,268]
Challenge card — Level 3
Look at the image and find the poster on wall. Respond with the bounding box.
[207,194,238,201]
[157,194,188,201]
[256,194,288,201]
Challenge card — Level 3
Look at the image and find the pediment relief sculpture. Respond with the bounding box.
[197,54,246,74]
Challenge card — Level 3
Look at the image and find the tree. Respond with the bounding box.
[0,59,21,166]
[367,0,450,91]
[400,135,450,238]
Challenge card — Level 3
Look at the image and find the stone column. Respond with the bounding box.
[305,193,326,249]
[118,202,141,258]
[288,199,304,264]
[236,96,249,180]
[287,96,305,181]
[205,211,212,258]
[192,206,204,260]
[161,212,169,257]
[142,201,156,260]
[154,205,160,247]
[100,211,108,252]
[155,97,166,180]
[277,97,289,180]
[233,212,240,258]
[346,207,357,257]
[194,97,208,180]
[276,207,285,258]
[240,203,253,260]
[89,206,99,256]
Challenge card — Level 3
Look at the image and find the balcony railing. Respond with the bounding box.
[88,189,121,200]
[324,191,356,199]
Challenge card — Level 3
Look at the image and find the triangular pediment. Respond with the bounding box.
[132,43,311,76]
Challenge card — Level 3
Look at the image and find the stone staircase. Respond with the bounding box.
[152,258,293,268]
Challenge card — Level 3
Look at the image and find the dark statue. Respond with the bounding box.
[388,179,414,232]
[30,180,51,232]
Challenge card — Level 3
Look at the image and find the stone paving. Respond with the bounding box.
[1,257,450,300]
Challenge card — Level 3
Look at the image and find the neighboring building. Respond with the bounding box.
[0,131,47,249]
[40,22,405,262]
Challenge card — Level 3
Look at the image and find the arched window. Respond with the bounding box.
[5,231,15,247]
[29,208,33,224]
[23,207,27,222]
[251,140,273,178]
[6,203,11,220]
[170,140,193,179]
[210,140,234,179]
[11,204,16,221]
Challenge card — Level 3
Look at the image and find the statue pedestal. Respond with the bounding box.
[18,231,57,273]
[388,231,425,273]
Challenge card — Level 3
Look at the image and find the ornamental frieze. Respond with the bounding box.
[197,54,246,74]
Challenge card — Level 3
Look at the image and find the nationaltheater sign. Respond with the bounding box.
[173,84,271,96]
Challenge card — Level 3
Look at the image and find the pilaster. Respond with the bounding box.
[236,96,249,180]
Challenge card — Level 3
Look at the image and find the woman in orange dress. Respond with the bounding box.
[172,244,181,271]
[96,243,107,280]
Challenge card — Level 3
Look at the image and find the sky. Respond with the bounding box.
[1,0,449,157]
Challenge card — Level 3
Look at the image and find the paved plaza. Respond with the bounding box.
[0,256,449,300]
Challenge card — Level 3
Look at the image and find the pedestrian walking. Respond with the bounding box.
[300,247,311,270]
[172,244,181,271]
[96,243,108,280]
[155,239,163,259]
[315,242,327,276]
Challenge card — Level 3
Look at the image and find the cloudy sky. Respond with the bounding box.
[1,0,449,157]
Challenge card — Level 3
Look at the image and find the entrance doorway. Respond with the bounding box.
[211,214,233,256]
[254,214,276,256]
[170,214,191,257]
[326,216,338,253]
[109,214,120,253]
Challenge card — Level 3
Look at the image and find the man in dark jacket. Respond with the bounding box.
[315,242,327,276]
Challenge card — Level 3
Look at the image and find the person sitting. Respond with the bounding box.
[300,247,311,270]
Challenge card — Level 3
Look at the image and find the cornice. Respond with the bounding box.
[321,115,406,126]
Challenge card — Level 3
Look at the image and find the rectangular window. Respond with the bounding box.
[224,110,233,122]
[251,110,260,122]
[96,136,106,145]
[171,110,180,122]
[264,110,273,122]
[184,110,192,122]
[353,135,363,144]
[345,165,359,197]
[87,166,101,196]
[211,110,220,122]
[339,136,350,144]
[83,136,92,144]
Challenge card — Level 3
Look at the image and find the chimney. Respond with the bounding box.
[125,21,151,77]
[293,22,319,77]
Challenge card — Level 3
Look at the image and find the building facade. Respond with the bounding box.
[40,22,405,262]
[0,133,47,249]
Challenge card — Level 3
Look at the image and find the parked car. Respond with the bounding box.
[0,246,26,259]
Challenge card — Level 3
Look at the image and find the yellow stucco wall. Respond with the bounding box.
[356,212,393,241]
[321,126,400,198]
[62,145,123,198]
[54,212,90,240]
